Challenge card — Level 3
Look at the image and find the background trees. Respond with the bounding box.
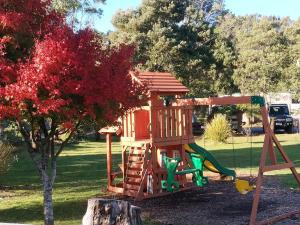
[110,0,300,99]
[110,0,232,97]
[231,16,291,95]
[282,18,300,100]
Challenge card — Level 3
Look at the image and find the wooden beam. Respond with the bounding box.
[173,96,252,106]
[261,106,277,164]
[256,210,300,225]
[262,162,295,173]
[249,133,269,225]
[271,132,300,185]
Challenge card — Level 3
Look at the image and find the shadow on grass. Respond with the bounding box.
[0,198,88,224]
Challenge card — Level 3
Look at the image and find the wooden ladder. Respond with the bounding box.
[124,144,149,198]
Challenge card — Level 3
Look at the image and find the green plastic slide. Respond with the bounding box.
[187,143,236,178]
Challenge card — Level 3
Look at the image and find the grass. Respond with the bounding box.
[0,134,300,224]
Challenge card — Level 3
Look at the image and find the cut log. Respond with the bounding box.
[82,198,143,225]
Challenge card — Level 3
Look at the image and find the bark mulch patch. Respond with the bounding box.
[120,176,300,225]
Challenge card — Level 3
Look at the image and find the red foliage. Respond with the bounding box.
[0,0,145,127]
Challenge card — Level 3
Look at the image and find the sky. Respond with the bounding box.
[95,0,300,32]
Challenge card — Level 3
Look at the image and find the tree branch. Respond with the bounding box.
[54,120,81,159]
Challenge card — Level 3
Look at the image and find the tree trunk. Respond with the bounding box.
[42,171,54,225]
[82,198,143,225]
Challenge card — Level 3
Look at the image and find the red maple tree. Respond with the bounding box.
[0,1,145,224]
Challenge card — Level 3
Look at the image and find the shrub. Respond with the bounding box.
[204,114,232,143]
[0,141,15,174]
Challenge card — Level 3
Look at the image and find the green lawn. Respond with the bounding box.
[0,134,300,224]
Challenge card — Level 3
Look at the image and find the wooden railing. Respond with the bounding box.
[122,106,150,140]
[121,105,194,144]
[150,106,193,143]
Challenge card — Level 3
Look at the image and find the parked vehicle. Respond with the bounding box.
[192,114,204,135]
[268,104,293,133]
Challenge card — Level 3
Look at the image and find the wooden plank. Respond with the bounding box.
[150,107,157,139]
[188,109,193,136]
[151,146,159,194]
[268,134,277,165]
[179,144,187,186]
[128,155,144,162]
[161,109,166,138]
[271,132,300,185]
[151,105,193,110]
[176,108,180,136]
[157,110,161,138]
[256,210,300,225]
[171,109,176,137]
[126,177,142,183]
[127,164,143,170]
[272,133,293,163]
[262,162,295,173]
[129,151,145,156]
[249,134,269,225]
[152,139,194,147]
[260,106,277,164]
[166,108,171,137]
[172,96,252,106]
[182,108,186,136]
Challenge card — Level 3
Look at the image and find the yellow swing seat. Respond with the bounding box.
[235,179,255,195]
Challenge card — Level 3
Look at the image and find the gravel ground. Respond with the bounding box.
[128,176,300,225]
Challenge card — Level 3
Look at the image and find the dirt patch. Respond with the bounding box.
[124,176,300,225]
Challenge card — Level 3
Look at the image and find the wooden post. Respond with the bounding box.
[261,106,277,164]
[249,133,269,225]
[106,133,112,188]
[179,144,187,186]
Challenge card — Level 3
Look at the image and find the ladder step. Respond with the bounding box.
[262,162,295,173]
[124,183,140,191]
[129,153,145,158]
[129,149,145,155]
[126,177,142,183]
[127,169,143,176]
[128,156,144,162]
[127,161,144,166]
[126,173,141,178]
[127,162,143,169]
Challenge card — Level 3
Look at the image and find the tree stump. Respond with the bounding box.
[82,198,143,225]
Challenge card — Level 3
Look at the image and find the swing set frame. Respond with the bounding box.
[174,95,300,225]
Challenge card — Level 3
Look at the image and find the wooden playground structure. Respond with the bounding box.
[100,71,300,225]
